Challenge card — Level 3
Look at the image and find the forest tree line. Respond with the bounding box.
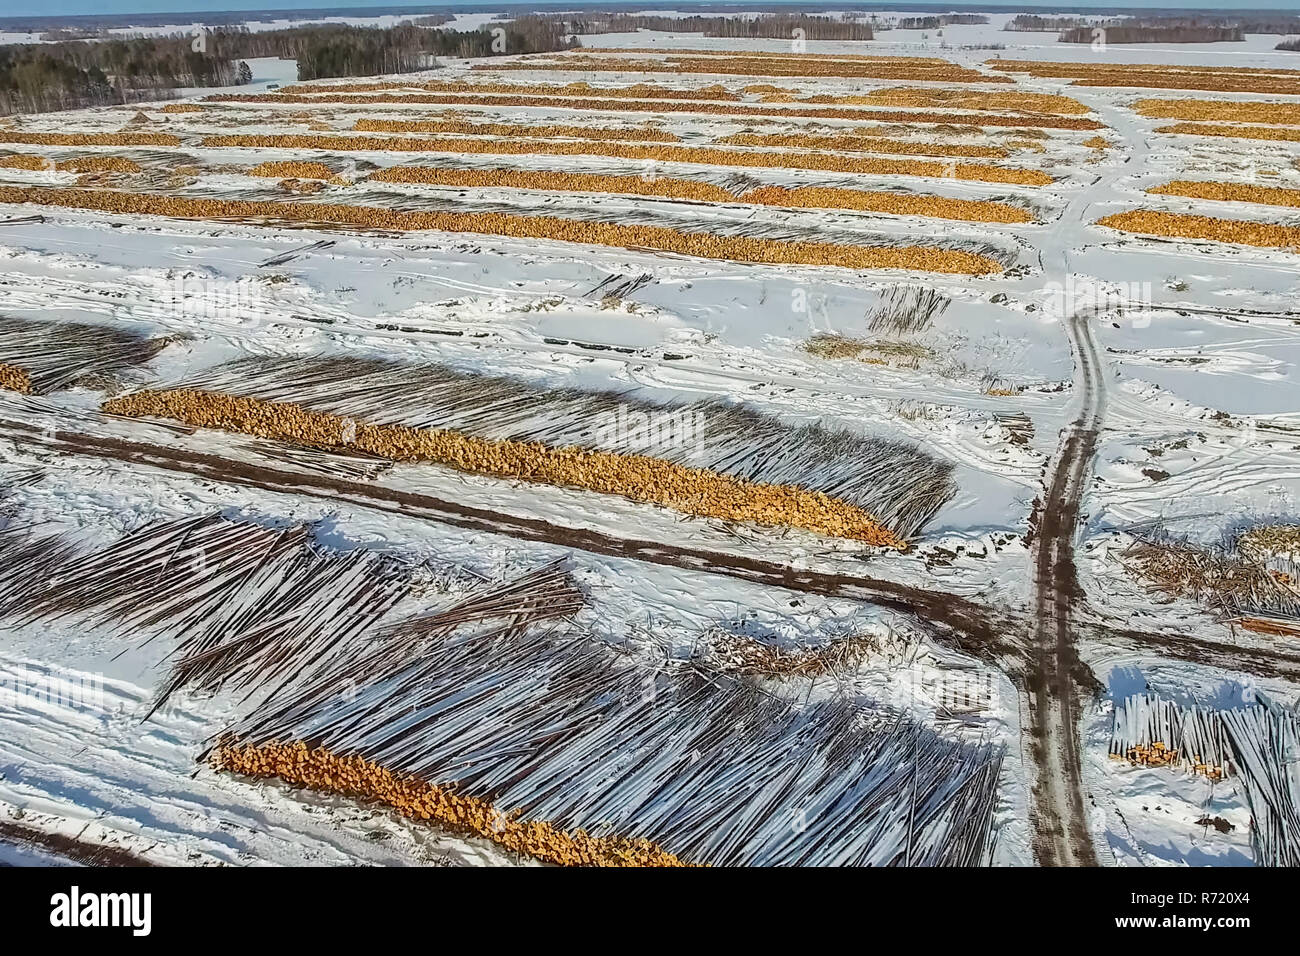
[0,36,251,115]
[894,15,988,30]
[553,13,874,40]
[0,20,575,113]
[1059,25,1244,44]
[1012,13,1300,36]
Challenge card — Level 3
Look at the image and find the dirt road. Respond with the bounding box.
[8,416,1300,687]
[1027,309,1106,867]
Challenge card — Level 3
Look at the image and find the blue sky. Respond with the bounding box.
[5,1,1299,21]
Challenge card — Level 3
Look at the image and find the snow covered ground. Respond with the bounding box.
[0,10,1298,867]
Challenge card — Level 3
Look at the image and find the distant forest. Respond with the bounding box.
[556,13,874,40]
[0,19,574,114]
[894,15,988,30]
[1010,13,1300,38]
[1004,16,1094,32]
[1059,25,1244,44]
[0,37,251,114]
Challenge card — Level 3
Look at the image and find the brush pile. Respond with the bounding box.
[277,178,327,194]
[1121,534,1300,618]
[868,285,953,335]
[199,133,1053,186]
[0,316,162,394]
[804,333,871,360]
[1149,180,1300,209]
[0,132,180,147]
[372,166,1034,223]
[702,628,877,678]
[353,117,681,142]
[1239,525,1300,581]
[1111,692,1300,865]
[206,93,1104,131]
[1097,209,1300,252]
[717,130,1009,159]
[0,184,1003,275]
[103,355,958,543]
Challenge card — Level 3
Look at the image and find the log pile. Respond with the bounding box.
[215,742,694,867]
[1157,121,1300,144]
[199,133,1053,186]
[0,184,1004,274]
[812,87,1091,115]
[0,363,32,393]
[248,160,337,180]
[716,130,1009,159]
[1097,209,1300,251]
[54,156,142,173]
[990,59,1300,95]
[281,78,742,100]
[1150,179,1300,209]
[1135,98,1300,124]
[371,166,1034,223]
[0,132,180,146]
[205,92,1105,131]
[101,388,910,546]
[0,154,49,170]
[353,117,681,142]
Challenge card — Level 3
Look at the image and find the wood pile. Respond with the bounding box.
[716,130,1009,158]
[1135,98,1300,124]
[816,87,1091,115]
[205,92,1104,130]
[0,154,49,170]
[199,133,1053,186]
[1157,121,1300,144]
[371,166,1034,223]
[215,742,693,867]
[1097,209,1300,251]
[354,117,681,142]
[0,131,180,146]
[54,156,142,173]
[101,388,909,546]
[990,59,1300,95]
[248,160,336,180]
[1150,179,1300,209]
[0,184,1004,274]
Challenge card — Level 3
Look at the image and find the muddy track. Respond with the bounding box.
[1027,310,1105,867]
[0,417,1017,658]
[8,417,1299,685]
[0,820,154,867]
